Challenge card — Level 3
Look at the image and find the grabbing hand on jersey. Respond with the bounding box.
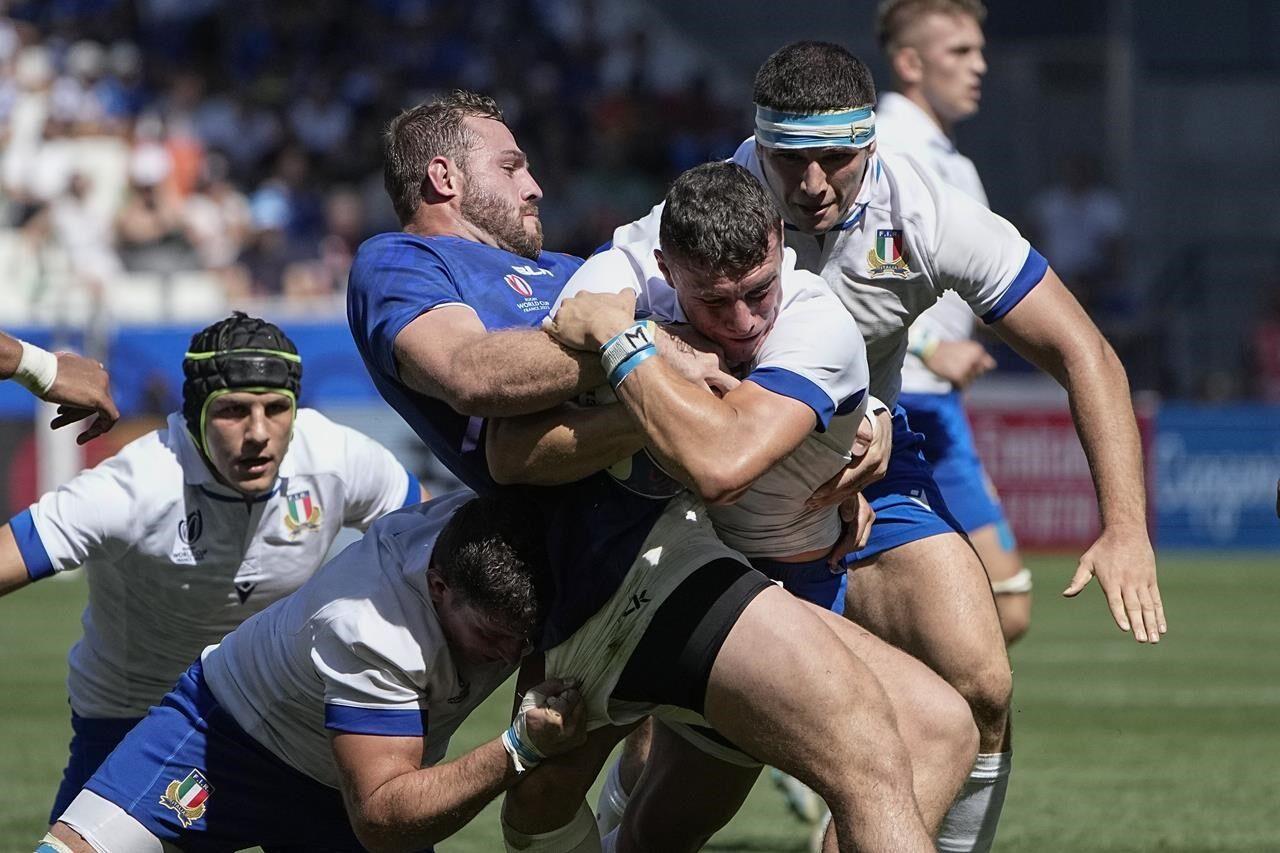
[806,408,893,509]
[544,289,639,352]
[825,493,877,569]
[519,678,587,758]
[922,339,997,389]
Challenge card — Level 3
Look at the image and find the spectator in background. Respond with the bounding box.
[182,151,251,273]
[1028,154,1127,319]
[1252,286,1280,403]
[51,170,120,290]
[115,140,194,274]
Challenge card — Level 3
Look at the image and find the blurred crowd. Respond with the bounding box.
[0,0,742,320]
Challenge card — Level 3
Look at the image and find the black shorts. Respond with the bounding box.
[611,558,772,716]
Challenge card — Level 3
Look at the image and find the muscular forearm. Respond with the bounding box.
[616,358,795,504]
[397,327,606,418]
[351,738,518,852]
[0,525,34,597]
[487,402,646,486]
[0,332,21,379]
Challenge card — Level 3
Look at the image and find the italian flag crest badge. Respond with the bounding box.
[160,769,213,827]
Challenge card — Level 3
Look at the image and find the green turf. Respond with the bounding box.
[3,555,1277,851]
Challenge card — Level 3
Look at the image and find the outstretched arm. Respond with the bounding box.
[0,524,33,598]
[393,306,605,418]
[991,267,1165,644]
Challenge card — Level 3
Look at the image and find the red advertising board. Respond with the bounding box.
[966,400,1155,550]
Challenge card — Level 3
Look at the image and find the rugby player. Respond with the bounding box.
[347,91,977,852]
[40,492,586,852]
[0,329,118,443]
[0,312,425,824]
[875,0,1032,645]
[586,40,1165,853]
[537,160,967,852]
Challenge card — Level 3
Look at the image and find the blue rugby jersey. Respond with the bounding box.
[347,232,668,647]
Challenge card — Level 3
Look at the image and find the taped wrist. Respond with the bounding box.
[502,688,548,773]
[14,341,58,396]
[600,321,657,390]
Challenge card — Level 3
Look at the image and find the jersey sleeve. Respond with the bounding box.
[334,423,421,530]
[921,163,1049,324]
[744,274,869,432]
[314,612,430,738]
[11,448,146,580]
[551,202,667,318]
[346,233,466,381]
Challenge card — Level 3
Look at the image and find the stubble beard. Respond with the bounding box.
[460,185,543,260]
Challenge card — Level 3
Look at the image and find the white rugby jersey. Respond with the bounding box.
[876,92,991,395]
[201,491,515,789]
[731,138,1047,406]
[9,408,418,718]
[556,244,868,558]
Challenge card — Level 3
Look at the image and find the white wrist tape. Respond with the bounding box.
[14,340,57,396]
[501,687,548,773]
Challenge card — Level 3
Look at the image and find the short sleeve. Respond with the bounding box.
[313,616,429,738]
[347,233,467,381]
[335,423,420,531]
[16,449,146,580]
[745,274,869,431]
[925,168,1049,324]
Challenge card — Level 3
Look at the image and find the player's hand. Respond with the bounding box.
[1063,523,1166,644]
[519,678,586,757]
[656,326,739,397]
[923,340,997,389]
[543,290,638,352]
[826,493,876,569]
[43,352,119,444]
[806,409,892,509]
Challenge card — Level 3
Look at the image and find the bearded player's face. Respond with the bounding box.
[458,117,544,260]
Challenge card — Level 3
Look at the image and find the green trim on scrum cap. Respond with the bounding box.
[184,348,302,362]
[195,386,298,460]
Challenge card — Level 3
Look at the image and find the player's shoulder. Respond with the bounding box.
[285,408,387,476]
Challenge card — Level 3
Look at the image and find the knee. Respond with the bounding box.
[952,656,1013,735]
[1000,608,1031,646]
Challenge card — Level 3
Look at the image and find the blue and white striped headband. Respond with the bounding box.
[754,105,876,150]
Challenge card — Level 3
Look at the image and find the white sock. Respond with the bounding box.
[935,752,1012,853]
[503,799,601,853]
[595,758,631,837]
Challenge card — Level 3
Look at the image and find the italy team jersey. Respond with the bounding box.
[730,138,1047,406]
[201,491,515,789]
[347,233,668,649]
[876,92,991,396]
[8,409,419,718]
[557,242,869,558]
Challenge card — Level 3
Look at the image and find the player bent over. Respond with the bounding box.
[38,492,583,853]
[535,161,972,851]
[0,329,118,443]
[346,92,976,852]
[0,312,425,823]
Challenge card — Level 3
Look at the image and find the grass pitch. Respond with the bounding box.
[2,554,1277,851]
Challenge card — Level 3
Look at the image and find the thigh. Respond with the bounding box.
[502,724,632,834]
[846,531,1006,695]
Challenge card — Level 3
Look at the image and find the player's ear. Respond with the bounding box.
[426,568,450,603]
[423,156,461,202]
[893,46,924,86]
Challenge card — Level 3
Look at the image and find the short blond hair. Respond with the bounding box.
[876,0,987,51]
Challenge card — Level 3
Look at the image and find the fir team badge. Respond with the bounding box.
[284,489,322,534]
[160,769,212,827]
[867,229,910,278]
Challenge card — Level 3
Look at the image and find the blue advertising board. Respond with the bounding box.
[1154,403,1280,549]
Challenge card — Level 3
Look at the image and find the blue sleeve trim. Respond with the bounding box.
[834,388,868,416]
[325,704,427,737]
[746,367,833,431]
[10,509,55,581]
[402,471,422,508]
[982,247,1048,324]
